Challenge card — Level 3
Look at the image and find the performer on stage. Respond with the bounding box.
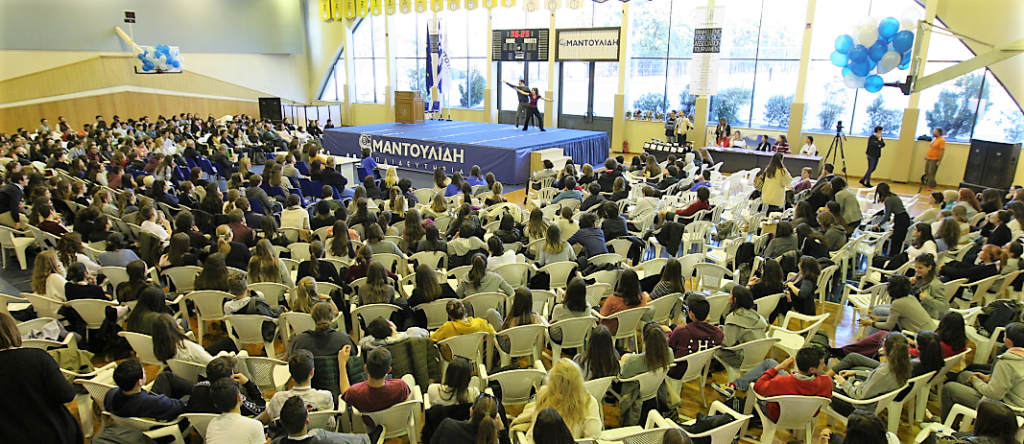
[504,79,531,129]
[520,88,552,132]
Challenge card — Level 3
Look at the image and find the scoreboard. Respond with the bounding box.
[491,29,549,62]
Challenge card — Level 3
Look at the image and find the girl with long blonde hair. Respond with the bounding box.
[512,358,601,439]
[248,239,293,286]
[383,167,399,190]
[216,225,234,255]
[291,277,338,314]
[31,250,66,301]
[237,156,251,179]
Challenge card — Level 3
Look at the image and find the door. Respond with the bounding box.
[496,61,549,125]
[558,61,617,134]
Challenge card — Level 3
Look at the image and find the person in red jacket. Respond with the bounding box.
[666,294,723,380]
[713,347,832,423]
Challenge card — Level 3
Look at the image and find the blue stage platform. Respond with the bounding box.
[322,121,610,185]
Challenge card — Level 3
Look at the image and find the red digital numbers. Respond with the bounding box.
[510,30,530,38]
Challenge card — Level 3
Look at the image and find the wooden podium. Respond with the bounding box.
[395,91,425,124]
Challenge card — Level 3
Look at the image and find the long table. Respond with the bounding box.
[703,147,823,176]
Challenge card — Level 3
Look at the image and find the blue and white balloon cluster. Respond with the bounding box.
[136,45,184,72]
[830,8,918,93]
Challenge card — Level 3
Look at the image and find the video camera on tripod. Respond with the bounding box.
[823,120,848,178]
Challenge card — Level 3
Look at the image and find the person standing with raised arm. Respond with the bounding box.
[861,126,885,188]
[521,88,553,132]
[504,79,531,129]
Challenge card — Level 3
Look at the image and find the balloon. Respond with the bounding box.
[868,40,888,62]
[858,16,878,28]
[892,30,915,53]
[830,51,849,67]
[171,60,180,68]
[900,7,920,23]
[844,73,865,89]
[145,52,157,62]
[901,51,912,65]
[848,44,869,64]
[835,35,854,54]
[898,60,910,70]
[137,53,146,62]
[850,61,871,77]
[864,75,884,93]
[842,67,852,78]
[142,62,154,72]
[868,59,877,71]
[170,48,179,57]
[857,24,880,46]
[878,50,902,74]
[900,18,916,32]
[878,17,900,39]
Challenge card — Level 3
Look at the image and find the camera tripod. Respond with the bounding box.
[822,126,849,182]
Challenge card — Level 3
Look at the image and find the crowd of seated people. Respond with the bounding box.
[6,114,1024,444]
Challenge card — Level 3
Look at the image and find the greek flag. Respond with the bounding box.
[425,19,452,95]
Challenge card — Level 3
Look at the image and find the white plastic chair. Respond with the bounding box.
[667,346,719,408]
[495,324,545,367]
[409,250,447,271]
[705,294,731,326]
[584,269,620,288]
[585,283,612,307]
[538,261,579,290]
[966,324,1004,365]
[649,402,751,444]
[224,314,278,355]
[160,266,203,297]
[0,225,36,269]
[437,331,489,375]
[611,368,669,414]
[350,303,401,342]
[695,263,732,292]
[648,293,683,325]
[180,413,217,439]
[249,282,290,307]
[590,253,625,268]
[105,412,190,444]
[815,265,839,305]
[184,290,232,342]
[546,317,596,360]
[768,312,830,359]
[22,292,64,319]
[279,311,316,345]
[713,337,781,383]
[414,298,458,330]
[246,356,290,391]
[167,359,206,383]
[681,221,714,255]
[823,382,908,431]
[118,332,164,369]
[486,367,547,407]
[921,347,972,422]
[595,306,651,352]
[373,252,407,276]
[961,274,1002,308]
[97,266,131,298]
[64,299,118,341]
[463,292,507,318]
[288,242,312,262]
[753,293,783,322]
[493,262,535,289]
[745,389,831,444]
[0,293,29,317]
[886,370,936,432]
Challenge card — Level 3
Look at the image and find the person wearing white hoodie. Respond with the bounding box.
[939,322,1024,421]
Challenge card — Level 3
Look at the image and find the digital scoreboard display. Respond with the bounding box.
[491,28,549,62]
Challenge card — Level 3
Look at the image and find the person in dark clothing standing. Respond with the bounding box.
[520,88,552,132]
[0,312,83,444]
[504,80,531,129]
[861,126,885,187]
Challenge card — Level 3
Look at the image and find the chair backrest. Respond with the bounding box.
[754,293,783,321]
[487,369,547,405]
[721,337,781,372]
[161,266,203,295]
[753,391,831,428]
[250,282,290,306]
[463,292,507,318]
[167,359,206,383]
[816,265,839,303]
[777,312,830,345]
[361,400,422,440]
[932,347,972,390]
[22,292,63,319]
[673,346,720,383]
[897,370,936,403]
[498,324,546,357]
[548,317,597,349]
[280,311,316,337]
[621,368,668,401]
[78,378,116,404]
[584,376,615,403]
[288,242,312,262]
[414,298,458,330]
[539,261,579,287]
[648,292,683,324]
[585,283,612,307]
[590,253,625,268]
[98,266,130,295]
[118,332,161,366]
[438,331,488,363]
[65,299,118,330]
[584,269,620,287]
[704,294,731,326]
[224,315,276,345]
[605,306,651,339]
[181,413,218,438]
[493,263,534,289]
[246,356,289,392]
[410,250,447,271]
[636,257,667,275]
[186,290,232,320]
[447,265,472,282]
[695,263,731,291]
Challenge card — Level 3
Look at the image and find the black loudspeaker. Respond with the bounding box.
[258,97,283,123]
[960,139,1021,193]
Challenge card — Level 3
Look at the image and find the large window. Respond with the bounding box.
[352,15,387,103]
[438,8,489,109]
[392,13,429,99]
[319,56,346,102]
[628,0,807,128]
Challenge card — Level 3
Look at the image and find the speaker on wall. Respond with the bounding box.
[258,97,283,124]
[960,138,1021,193]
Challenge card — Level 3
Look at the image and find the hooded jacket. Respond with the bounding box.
[667,321,723,379]
[970,348,1024,408]
[104,388,186,421]
[430,317,497,342]
[718,308,768,367]
[455,272,514,298]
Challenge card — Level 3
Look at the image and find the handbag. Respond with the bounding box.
[753,173,765,191]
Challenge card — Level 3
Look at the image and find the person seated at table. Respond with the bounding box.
[754,134,772,151]
[799,136,817,156]
[730,130,746,148]
[773,135,790,154]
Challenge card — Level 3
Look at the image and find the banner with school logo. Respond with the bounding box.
[522,0,539,12]
[343,0,357,18]
[371,0,383,15]
[385,0,397,14]
[415,0,428,12]
[556,28,621,61]
[320,0,332,21]
[399,0,412,13]
[447,0,460,10]
[690,6,724,95]
[331,0,344,18]
[356,0,370,16]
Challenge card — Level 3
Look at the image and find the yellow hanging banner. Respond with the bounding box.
[371,0,383,15]
[431,0,444,12]
[356,0,370,17]
[343,0,357,18]
[447,0,460,11]
[385,0,397,15]
[415,0,428,13]
[483,0,497,9]
[399,0,412,13]
[320,0,332,20]
[544,0,559,11]
[501,0,515,8]
[464,0,477,9]
[521,0,537,12]
[331,0,344,19]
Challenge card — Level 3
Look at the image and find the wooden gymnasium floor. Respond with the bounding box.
[68,175,959,444]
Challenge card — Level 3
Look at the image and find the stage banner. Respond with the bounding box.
[502,0,516,8]
[356,0,370,16]
[371,0,383,15]
[691,6,724,95]
[400,0,412,13]
[484,0,497,8]
[545,0,560,11]
[415,0,428,12]
[385,0,397,14]
[431,0,444,11]
[522,0,539,12]
[556,28,621,61]
[343,0,357,18]
[448,0,460,10]
[320,0,332,20]
[331,0,344,19]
